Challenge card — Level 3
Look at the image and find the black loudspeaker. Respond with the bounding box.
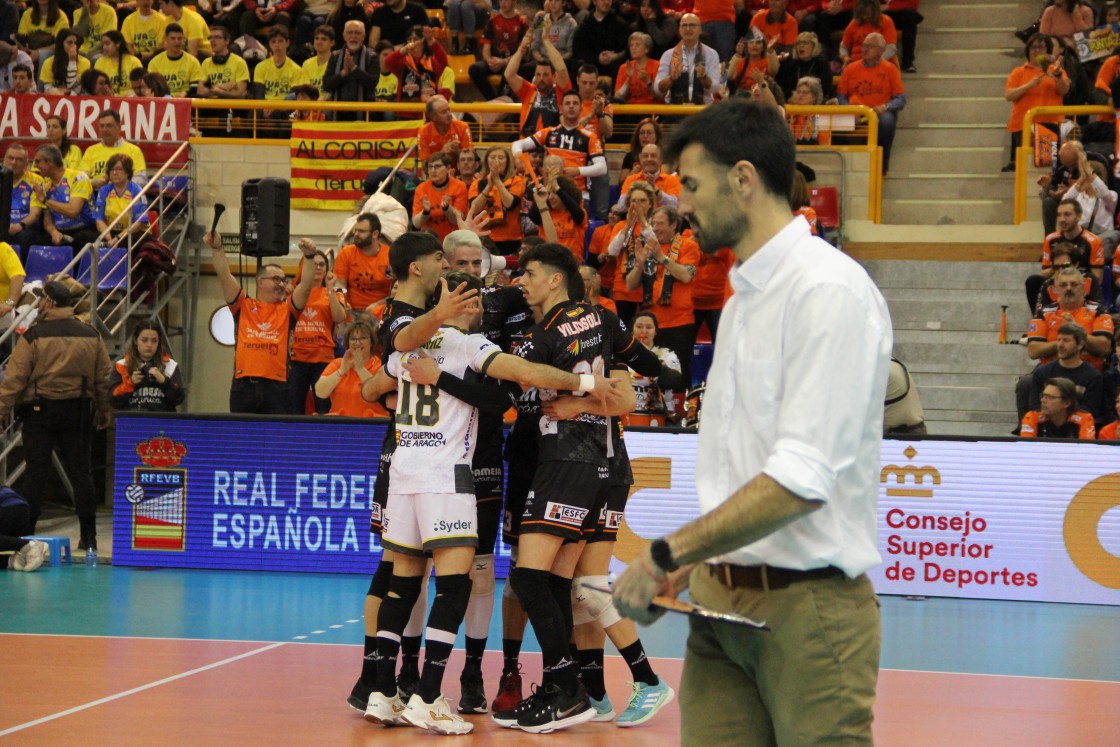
[0,167,12,244]
[240,177,290,257]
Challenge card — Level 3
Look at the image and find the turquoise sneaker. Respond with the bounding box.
[616,677,674,727]
[589,693,615,722]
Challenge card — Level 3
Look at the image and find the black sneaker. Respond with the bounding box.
[516,682,594,735]
[347,678,372,713]
[397,662,420,702]
[458,672,488,714]
[492,684,543,729]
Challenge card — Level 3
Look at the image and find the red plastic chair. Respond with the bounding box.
[809,187,840,230]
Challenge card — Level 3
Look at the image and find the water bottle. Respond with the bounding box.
[85,548,98,568]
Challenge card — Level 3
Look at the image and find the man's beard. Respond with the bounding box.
[692,210,747,255]
[355,235,373,248]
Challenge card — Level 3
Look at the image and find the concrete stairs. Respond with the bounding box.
[883,0,1039,225]
[862,259,1037,437]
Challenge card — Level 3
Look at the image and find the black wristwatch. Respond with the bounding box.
[650,538,678,573]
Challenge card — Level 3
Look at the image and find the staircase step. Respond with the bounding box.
[917,27,1019,51]
[881,198,1013,225]
[894,125,1008,148]
[921,385,1016,412]
[920,2,1036,29]
[901,73,1009,98]
[927,48,1021,74]
[889,145,1007,175]
[914,371,1022,389]
[862,260,1038,289]
[881,299,1028,331]
[891,341,1035,375]
[903,96,1009,125]
[924,407,1017,424]
[883,175,1014,198]
[924,419,1017,437]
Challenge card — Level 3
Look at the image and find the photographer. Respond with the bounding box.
[109,322,185,412]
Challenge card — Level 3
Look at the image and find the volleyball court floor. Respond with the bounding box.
[2,565,1118,746]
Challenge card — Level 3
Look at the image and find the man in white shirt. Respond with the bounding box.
[613,99,892,746]
[653,13,720,105]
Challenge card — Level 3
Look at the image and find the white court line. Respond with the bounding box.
[0,642,286,737]
[882,667,1120,686]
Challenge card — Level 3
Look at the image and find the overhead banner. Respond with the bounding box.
[289,120,421,210]
[112,415,1120,606]
[0,93,191,164]
[1074,22,1120,62]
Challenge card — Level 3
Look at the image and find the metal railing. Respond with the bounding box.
[187,99,881,221]
[1014,104,1113,224]
[0,141,198,486]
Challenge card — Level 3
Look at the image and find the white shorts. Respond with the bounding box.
[382,491,478,556]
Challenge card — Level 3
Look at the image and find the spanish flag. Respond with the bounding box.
[289,120,422,210]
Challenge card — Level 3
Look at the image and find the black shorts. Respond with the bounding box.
[370,428,395,535]
[502,450,537,547]
[586,483,629,544]
[520,461,610,542]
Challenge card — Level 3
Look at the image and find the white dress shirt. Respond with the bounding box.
[695,217,892,577]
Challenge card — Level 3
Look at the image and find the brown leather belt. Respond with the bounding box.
[707,563,844,590]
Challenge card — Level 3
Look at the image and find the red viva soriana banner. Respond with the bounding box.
[0,93,191,163]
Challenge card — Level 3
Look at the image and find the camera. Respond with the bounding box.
[139,362,154,378]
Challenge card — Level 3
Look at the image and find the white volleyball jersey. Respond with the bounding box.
[386,325,503,495]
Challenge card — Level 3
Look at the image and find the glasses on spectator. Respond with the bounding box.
[263,276,287,283]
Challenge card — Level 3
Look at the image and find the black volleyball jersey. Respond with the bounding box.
[512,300,639,466]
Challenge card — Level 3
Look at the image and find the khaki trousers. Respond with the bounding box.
[680,566,881,747]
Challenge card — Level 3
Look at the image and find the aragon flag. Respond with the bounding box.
[289,120,421,209]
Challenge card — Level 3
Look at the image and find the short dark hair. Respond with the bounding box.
[389,231,443,280]
[106,153,134,179]
[443,270,484,294]
[665,99,796,201]
[292,84,320,100]
[11,63,32,78]
[162,0,185,7]
[1058,198,1083,215]
[427,152,451,168]
[268,26,290,42]
[577,63,599,78]
[165,22,184,36]
[521,242,583,299]
[100,109,122,125]
[355,212,381,233]
[535,60,555,73]
[1044,376,1079,409]
[1057,323,1088,348]
[652,205,681,229]
[632,309,659,330]
[313,24,335,41]
[561,89,581,104]
[210,25,231,41]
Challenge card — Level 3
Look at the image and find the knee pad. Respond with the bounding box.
[470,554,495,596]
[572,576,621,628]
[509,567,551,616]
[432,573,473,626]
[387,574,423,606]
[367,560,394,598]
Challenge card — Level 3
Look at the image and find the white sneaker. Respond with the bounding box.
[364,691,409,726]
[402,693,473,735]
[17,541,47,572]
